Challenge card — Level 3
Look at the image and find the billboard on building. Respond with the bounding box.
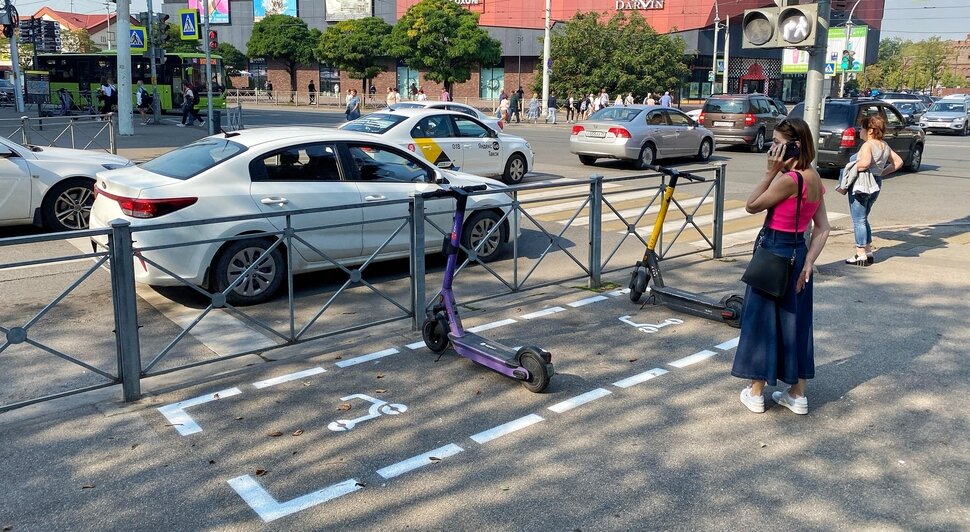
[326,0,372,21]
[189,0,230,25]
[254,0,298,22]
[782,25,868,75]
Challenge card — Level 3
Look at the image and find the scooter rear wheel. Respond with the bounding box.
[518,348,551,393]
[722,294,744,329]
[422,318,449,353]
[629,266,648,302]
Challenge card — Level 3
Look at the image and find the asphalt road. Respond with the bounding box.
[2,107,969,530]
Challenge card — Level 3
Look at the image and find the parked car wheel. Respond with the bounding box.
[578,155,597,166]
[905,144,922,172]
[503,153,527,184]
[42,177,95,232]
[462,210,506,262]
[750,129,766,153]
[696,138,713,162]
[634,143,656,170]
[210,238,285,306]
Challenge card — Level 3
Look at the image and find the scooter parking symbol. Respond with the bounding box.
[327,393,407,432]
[618,316,684,334]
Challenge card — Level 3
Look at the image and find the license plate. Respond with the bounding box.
[713,121,733,127]
[586,131,606,138]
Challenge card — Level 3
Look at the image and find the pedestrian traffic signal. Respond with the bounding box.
[742,4,819,49]
[208,30,218,50]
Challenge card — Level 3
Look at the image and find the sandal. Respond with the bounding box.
[844,253,873,266]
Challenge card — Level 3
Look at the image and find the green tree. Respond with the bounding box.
[544,11,690,99]
[387,0,501,93]
[216,42,247,75]
[159,23,203,54]
[61,28,101,53]
[317,17,392,94]
[247,14,321,96]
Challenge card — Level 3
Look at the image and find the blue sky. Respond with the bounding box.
[26,0,970,41]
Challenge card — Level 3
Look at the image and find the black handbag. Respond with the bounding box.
[741,172,803,299]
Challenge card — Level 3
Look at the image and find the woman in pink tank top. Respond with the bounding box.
[732,118,831,416]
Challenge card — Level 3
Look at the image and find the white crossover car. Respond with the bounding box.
[0,136,133,231]
[89,127,514,305]
[340,109,533,184]
[388,101,505,132]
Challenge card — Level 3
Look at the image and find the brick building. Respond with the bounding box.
[946,34,970,85]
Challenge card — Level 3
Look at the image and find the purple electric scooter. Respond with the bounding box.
[421,185,553,393]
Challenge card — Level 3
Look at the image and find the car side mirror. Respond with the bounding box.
[488,129,498,138]
[434,170,449,184]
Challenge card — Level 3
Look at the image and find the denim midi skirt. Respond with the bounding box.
[732,228,815,386]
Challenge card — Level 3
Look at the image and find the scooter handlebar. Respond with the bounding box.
[420,184,489,199]
[645,164,704,182]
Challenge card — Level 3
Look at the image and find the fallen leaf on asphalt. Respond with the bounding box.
[429,456,441,462]
[376,373,385,379]
[81,484,95,489]
[213,393,220,399]
[235,416,244,420]
[355,481,366,487]
[476,390,481,395]
[268,431,284,437]
[501,486,510,491]
[292,429,304,436]
[759,442,767,448]
[131,444,139,450]
[302,381,311,386]
[628,358,638,363]
[255,469,267,477]
[334,355,342,360]
[3,524,11,531]
[209,460,215,465]
[338,403,352,411]
[375,389,387,394]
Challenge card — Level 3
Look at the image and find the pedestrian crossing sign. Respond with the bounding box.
[130,26,147,53]
[824,62,835,77]
[179,9,200,41]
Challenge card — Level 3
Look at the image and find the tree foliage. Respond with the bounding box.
[868,36,965,90]
[545,11,690,99]
[159,24,203,54]
[247,15,321,94]
[61,28,100,53]
[317,17,392,93]
[387,0,501,92]
[216,42,247,75]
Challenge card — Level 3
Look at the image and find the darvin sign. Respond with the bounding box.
[615,0,664,9]
[453,0,481,4]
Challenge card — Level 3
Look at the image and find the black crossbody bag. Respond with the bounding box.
[741,171,803,299]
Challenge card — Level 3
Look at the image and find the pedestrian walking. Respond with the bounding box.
[624,92,634,106]
[416,89,427,101]
[660,90,672,107]
[135,80,153,125]
[308,81,316,104]
[178,81,204,127]
[644,93,657,106]
[732,118,831,416]
[835,115,903,266]
[527,93,541,123]
[346,89,361,120]
[265,80,274,101]
[566,94,576,123]
[509,90,521,123]
[440,88,451,101]
[386,87,397,107]
[499,94,510,123]
[599,88,610,109]
[547,92,558,124]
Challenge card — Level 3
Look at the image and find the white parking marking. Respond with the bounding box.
[405,340,427,350]
[376,443,464,479]
[612,368,668,388]
[607,288,631,296]
[227,475,362,523]
[548,388,612,413]
[335,347,399,368]
[470,414,545,444]
[668,350,718,368]
[157,387,243,436]
[467,319,517,333]
[520,306,566,319]
[715,336,740,351]
[252,367,326,389]
[568,295,608,307]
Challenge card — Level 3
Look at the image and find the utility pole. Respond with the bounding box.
[803,0,831,152]
[2,0,25,112]
[711,13,720,94]
[516,35,523,89]
[105,2,112,51]
[722,15,730,94]
[116,0,133,135]
[540,0,550,118]
[146,0,161,124]
[203,0,214,134]
[838,0,862,97]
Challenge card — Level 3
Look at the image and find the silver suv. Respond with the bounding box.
[698,93,783,152]
[919,97,970,135]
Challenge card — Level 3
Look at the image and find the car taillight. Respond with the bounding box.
[608,127,632,139]
[571,125,585,135]
[698,112,705,123]
[97,189,197,219]
[840,127,857,148]
[744,113,756,126]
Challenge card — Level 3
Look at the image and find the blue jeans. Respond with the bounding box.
[847,179,881,247]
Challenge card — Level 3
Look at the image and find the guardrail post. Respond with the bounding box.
[713,162,726,259]
[20,116,30,146]
[588,174,604,288]
[108,113,117,154]
[409,195,426,329]
[108,219,142,402]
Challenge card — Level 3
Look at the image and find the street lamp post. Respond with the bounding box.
[517,35,523,89]
[839,0,863,97]
[712,14,720,93]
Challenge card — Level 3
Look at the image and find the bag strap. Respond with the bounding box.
[793,171,803,235]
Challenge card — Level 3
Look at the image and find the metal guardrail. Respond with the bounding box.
[225,89,501,112]
[0,165,726,412]
[0,113,117,154]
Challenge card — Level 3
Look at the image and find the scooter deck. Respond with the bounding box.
[449,332,519,367]
[650,285,725,320]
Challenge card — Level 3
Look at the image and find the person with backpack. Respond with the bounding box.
[178,81,204,127]
[136,81,154,125]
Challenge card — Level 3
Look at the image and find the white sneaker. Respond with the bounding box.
[772,390,809,415]
[740,386,765,413]
[199,120,206,127]
[176,123,186,127]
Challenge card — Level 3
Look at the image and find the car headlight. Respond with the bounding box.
[102,162,133,170]
[954,118,965,123]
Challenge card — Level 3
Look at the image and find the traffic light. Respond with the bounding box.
[137,11,150,28]
[742,4,819,49]
[155,13,170,41]
[207,30,218,50]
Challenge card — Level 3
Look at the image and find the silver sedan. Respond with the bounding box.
[569,105,715,169]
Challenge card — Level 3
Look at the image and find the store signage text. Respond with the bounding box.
[615,0,664,10]
[453,0,481,5]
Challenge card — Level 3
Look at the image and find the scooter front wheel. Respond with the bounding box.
[629,266,648,302]
[518,348,552,393]
[422,318,449,353]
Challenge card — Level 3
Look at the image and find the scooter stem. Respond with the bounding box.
[646,174,680,252]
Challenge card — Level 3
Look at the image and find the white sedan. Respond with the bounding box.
[388,101,505,132]
[90,127,514,305]
[340,108,533,184]
[0,136,133,232]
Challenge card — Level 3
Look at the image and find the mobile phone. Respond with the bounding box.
[783,141,800,160]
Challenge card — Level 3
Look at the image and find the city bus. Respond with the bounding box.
[36,51,227,113]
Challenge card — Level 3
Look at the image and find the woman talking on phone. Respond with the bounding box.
[732,118,831,415]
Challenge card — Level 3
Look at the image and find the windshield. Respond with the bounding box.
[390,103,425,109]
[588,107,642,122]
[703,99,747,113]
[340,114,407,134]
[930,102,966,113]
[787,102,855,127]
[141,139,246,180]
